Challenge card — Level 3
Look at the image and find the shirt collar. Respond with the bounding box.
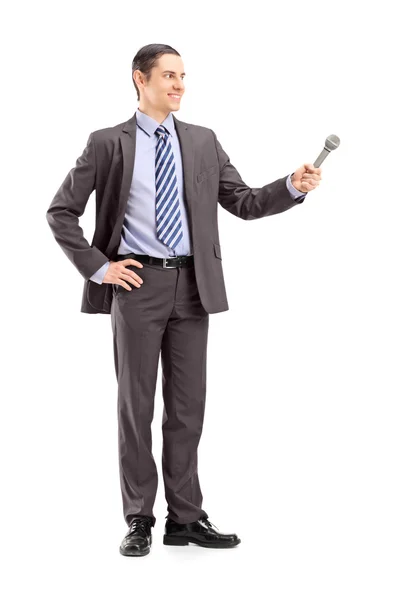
[135,107,175,138]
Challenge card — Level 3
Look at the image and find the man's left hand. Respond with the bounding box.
[291,163,322,193]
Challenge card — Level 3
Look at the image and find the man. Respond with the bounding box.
[46,43,322,557]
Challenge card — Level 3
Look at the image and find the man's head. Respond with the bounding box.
[132,44,185,115]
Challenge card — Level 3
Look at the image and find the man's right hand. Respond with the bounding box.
[103,259,144,290]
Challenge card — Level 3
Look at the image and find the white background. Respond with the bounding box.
[2,0,399,598]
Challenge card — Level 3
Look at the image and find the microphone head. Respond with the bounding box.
[325,134,340,151]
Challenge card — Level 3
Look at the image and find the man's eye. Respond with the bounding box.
[165,74,185,79]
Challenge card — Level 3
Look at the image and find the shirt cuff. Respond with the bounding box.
[286,173,307,199]
[89,261,110,285]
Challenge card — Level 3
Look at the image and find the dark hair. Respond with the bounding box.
[131,43,181,101]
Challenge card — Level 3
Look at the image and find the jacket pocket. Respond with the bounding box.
[197,165,218,183]
[214,242,222,259]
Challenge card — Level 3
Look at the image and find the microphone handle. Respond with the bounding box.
[313,147,330,168]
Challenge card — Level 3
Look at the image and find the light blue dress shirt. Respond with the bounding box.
[90,108,306,284]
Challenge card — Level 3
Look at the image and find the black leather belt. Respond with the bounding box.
[116,252,194,269]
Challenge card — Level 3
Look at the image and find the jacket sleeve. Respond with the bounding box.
[46,132,109,280]
[211,130,305,220]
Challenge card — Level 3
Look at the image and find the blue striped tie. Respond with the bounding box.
[154,125,183,251]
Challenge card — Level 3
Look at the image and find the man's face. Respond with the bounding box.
[135,53,186,112]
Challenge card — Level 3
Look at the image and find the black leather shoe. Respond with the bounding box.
[119,516,153,557]
[163,517,241,548]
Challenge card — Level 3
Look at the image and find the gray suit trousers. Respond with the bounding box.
[110,255,210,527]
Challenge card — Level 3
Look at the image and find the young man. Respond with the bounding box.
[46,43,322,557]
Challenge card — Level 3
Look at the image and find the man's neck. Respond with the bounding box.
[138,106,171,124]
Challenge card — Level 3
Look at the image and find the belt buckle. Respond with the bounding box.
[163,257,176,268]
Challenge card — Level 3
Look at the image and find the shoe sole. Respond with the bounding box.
[163,535,241,548]
[119,547,151,557]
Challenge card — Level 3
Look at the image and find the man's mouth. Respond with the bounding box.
[168,94,181,100]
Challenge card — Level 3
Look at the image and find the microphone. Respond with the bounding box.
[313,134,340,168]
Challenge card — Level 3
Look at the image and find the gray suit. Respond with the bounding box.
[46,112,305,315]
[46,112,305,526]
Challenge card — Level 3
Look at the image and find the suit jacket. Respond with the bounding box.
[46,112,305,314]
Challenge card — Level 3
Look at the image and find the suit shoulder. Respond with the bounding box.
[178,120,215,145]
[183,120,214,136]
[90,120,126,144]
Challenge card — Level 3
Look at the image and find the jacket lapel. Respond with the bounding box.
[119,113,137,216]
[172,113,195,216]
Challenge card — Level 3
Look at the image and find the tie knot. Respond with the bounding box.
[155,125,169,139]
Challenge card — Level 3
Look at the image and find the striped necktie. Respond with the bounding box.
[154,125,183,251]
